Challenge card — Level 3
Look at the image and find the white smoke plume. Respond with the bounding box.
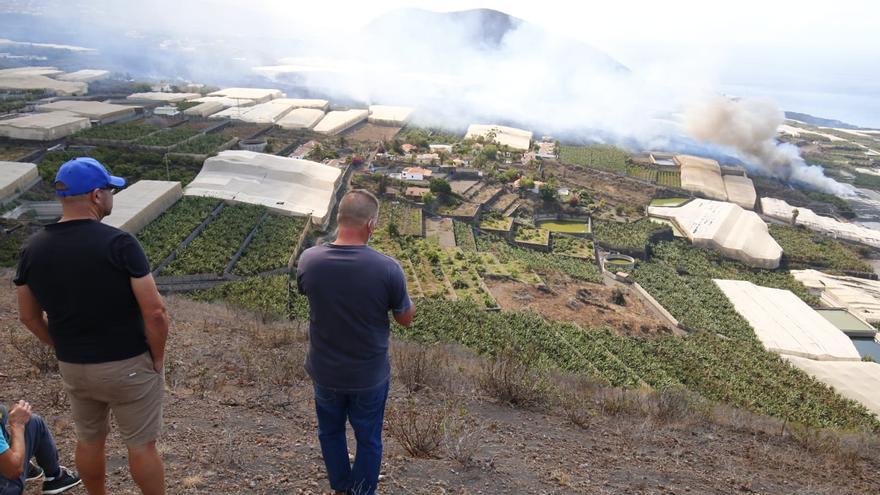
[685,95,854,196]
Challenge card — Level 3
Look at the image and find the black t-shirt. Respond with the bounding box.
[14,219,151,364]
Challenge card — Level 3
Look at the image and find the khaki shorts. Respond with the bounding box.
[59,352,164,447]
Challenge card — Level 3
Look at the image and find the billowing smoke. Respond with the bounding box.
[685,96,854,196]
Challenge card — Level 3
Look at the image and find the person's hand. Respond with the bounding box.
[152,358,164,374]
[8,400,32,428]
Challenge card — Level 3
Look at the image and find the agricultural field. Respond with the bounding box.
[137,196,220,267]
[379,201,422,236]
[626,165,657,182]
[479,214,513,233]
[537,220,589,234]
[632,240,819,339]
[73,122,159,142]
[477,232,601,282]
[440,248,497,308]
[134,127,202,147]
[162,203,264,276]
[656,170,682,188]
[649,197,688,207]
[190,274,297,321]
[233,215,308,276]
[552,235,595,259]
[38,148,203,186]
[592,218,668,250]
[217,123,270,141]
[173,133,232,155]
[396,298,880,431]
[453,220,477,251]
[558,145,628,173]
[513,225,550,246]
[769,224,872,273]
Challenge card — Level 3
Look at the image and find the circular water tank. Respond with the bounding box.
[239,138,268,152]
[603,253,636,272]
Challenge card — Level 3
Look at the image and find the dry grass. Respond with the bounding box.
[386,398,449,458]
[392,341,453,394]
[477,350,549,408]
[7,326,57,374]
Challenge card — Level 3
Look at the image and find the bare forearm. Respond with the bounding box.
[20,315,52,346]
[144,310,169,366]
[5,425,27,478]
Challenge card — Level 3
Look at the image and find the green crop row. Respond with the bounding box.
[137,197,220,267]
[233,215,308,276]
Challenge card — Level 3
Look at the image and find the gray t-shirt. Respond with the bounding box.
[296,243,411,391]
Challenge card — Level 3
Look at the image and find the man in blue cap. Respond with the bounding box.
[14,157,169,495]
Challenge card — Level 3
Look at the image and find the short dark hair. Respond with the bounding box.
[337,189,379,227]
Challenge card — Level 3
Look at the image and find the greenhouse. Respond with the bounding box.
[675,155,728,201]
[648,198,782,269]
[126,92,201,103]
[35,100,136,123]
[283,98,330,111]
[368,105,414,126]
[0,72,86,95]
[183,101,224,117]
[276,108,325,130]
[56,69,109,82]
[784,355,880,416]
[0,112,90,140]
[209,99,301,124]
[792,269,880,324]
[207,87,283,104]
[192,96,256,108]
[715,279,862,361]
[184,150,342,227]
[761,198,880,249]
[465,124,532,151]
[103,181,183,234]
[721,175,757,210]
[313,109,369,135]
[0,161,39,203]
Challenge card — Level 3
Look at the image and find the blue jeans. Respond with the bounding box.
[0,409,61,495]
[313,380,389,495]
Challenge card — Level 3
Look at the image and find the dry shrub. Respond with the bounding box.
[386,399,449,458]
[837,432,879,472]
[558,375,602,429]
[443,407,482,468]
[8,327,57,374]
[477,350,548,408]
[392,341,451,393]
[788,423,843,457]
[598,388,647,417]
[240,345,307,387]
[651,388,707,424]
[712,404,785,436]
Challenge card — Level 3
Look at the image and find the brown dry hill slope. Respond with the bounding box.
[1,271,879,494]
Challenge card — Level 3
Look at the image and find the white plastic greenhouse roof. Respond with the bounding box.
[715,279,861,361]
[276,108,325,130]
[183,101,224,117]
[192,96,256,108]
[368,105,414,126]
[313,109,369,135]
[722,175,757,210]
[184,150,342,226]
[56,69,109,82]
[648,198,782,269]
[282,98,330,111]
[465,124,532,151]
[35,100,136,121]
[126,92,201,103]
[0,112,90,140]
[0,72,86,95]
[676,155,728,201]
[792,269,880,324]
[209,99,302,124]
[761,197,880,249]
[784,355,880,416]
[103,180,183,234]
[207,87,283,104]
[0,161,39,203]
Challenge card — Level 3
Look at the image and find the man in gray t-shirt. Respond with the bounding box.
[297,189,414,495]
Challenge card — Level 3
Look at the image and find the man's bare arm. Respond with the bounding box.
[16,285,52,346]
[0,400,32,480]
[393,301,416,327]
[131,274,169,372]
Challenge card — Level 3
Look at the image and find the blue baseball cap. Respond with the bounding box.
[54,157,126,197]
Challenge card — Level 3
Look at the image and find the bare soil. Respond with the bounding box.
[543,161,660,217]
[485,273,673,336]
[346,124,402,143]
[1,272,878,494]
